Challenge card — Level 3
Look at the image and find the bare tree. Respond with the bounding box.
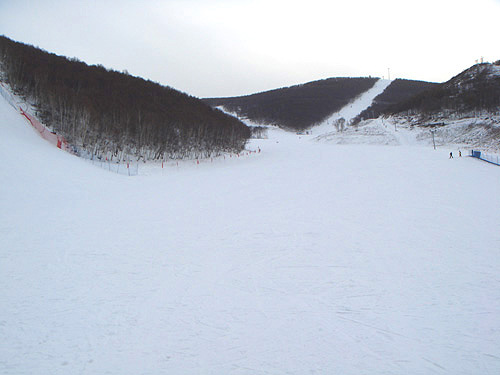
[334,117,346,132]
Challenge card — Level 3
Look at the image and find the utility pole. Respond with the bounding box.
[430,129,436,150]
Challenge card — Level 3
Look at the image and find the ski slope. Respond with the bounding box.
[312,78,393,136]
[1,93,500,375]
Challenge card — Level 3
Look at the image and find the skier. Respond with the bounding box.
[459,150,462,157]
[449,152,453,159]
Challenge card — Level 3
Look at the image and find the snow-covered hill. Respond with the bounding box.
[1,92,500,375]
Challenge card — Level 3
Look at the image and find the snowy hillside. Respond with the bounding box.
[204,77,379,131]
[315,113,500,151]
[314,62,500,150]
[1,91,500,375]
[317,79,392,124]
[311,78,392,135]
[387,62,500,121]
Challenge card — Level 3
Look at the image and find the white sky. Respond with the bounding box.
[1,0,499,98]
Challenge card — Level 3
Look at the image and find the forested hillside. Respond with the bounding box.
[352,79,438,124]
[0,35,250,160]
[386,62,500,117]
[204,77,378,131]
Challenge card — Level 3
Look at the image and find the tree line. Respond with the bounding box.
[0,35,250,161]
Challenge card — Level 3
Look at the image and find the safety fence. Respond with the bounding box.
[0,82,17,110]
[19,108,75,154]
[470,150,500,166]
[1,82,74,153]
[84,158,139,176]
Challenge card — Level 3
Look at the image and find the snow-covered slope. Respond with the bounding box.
[314,113,500,151]
[312,78,392,136]
[1,93,500,375]
[313,62,500,150]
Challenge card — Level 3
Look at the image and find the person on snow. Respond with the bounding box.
[449,152,453,159]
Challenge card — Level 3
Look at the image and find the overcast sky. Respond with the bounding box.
[1,0,499,98]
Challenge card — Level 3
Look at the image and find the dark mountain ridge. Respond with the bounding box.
[0,35,250,161]
[204,77,379,131]
[352,79,439,124]
[386,62,500,118]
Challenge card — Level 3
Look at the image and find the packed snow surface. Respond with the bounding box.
[1,94,500,375]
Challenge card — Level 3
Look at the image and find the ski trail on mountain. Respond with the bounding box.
[312,78,392,136]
